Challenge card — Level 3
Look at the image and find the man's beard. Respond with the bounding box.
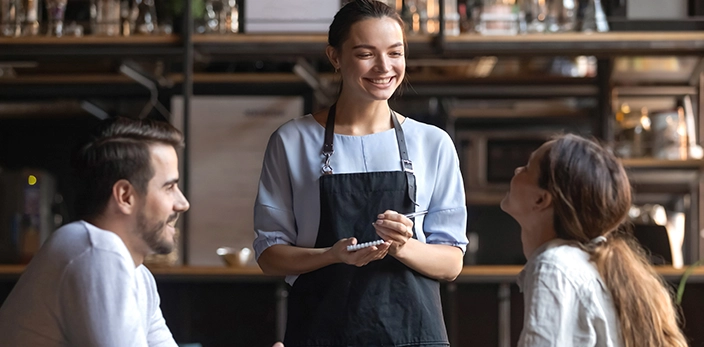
[137,212,178,255]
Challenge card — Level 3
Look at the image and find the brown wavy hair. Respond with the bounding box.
[538,134,688,347]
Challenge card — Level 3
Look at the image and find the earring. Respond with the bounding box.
[335,67,339,73]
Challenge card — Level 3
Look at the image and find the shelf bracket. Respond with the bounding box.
[80,100,110,120]
[293,58,335,107]
[119,61,172,120]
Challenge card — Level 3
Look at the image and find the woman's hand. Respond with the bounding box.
[373,210,414,256]
[329,237,391,267]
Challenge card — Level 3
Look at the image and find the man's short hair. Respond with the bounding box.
[72,117,183,219]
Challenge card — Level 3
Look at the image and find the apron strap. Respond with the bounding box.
[322,104,418,205]
[322,104,336,175]
[391,110,419,206]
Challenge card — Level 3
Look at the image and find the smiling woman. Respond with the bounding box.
[325,15,406,107]
[252,1,468,346]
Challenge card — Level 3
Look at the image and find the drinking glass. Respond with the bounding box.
[45,0,66,36]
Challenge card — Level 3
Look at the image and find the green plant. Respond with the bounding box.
[164,0,205,20]
[675,258,704,305]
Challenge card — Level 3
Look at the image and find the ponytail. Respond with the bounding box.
[590,232,688,347]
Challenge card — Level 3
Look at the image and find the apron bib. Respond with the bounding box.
[284,105,449,347]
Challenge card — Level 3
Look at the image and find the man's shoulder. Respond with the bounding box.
[42,221,133,275]
[49,221,129,258]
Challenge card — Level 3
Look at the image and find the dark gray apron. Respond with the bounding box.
[284,104,449,347]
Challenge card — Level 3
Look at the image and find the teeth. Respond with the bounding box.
[371,78,391,84]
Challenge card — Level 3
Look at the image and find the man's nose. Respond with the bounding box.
[175,188,190,212]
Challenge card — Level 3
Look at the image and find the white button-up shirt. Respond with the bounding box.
[517,239,623,347]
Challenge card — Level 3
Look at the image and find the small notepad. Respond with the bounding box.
[347,239,385,251]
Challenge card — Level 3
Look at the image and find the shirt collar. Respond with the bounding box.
[516,238,570,292]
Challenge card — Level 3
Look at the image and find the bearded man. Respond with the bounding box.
[0,117,189,347]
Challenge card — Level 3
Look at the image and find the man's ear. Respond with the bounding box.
[112,179,136,215]
[326,46,340,71]
[534,190,553,211]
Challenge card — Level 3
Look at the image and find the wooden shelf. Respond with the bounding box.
[2,32,702,61]
[189,73,306,84]
[193,34,437,58]
[621,158,704,169]
[0,35,181,45]
[0,74,139,84]
[444,32,704,57]
[0,35,183,59]
[193,32,704,58]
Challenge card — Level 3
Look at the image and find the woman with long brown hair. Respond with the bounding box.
[501,133,688,347]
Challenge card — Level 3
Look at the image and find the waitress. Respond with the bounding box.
[253,1,468,346]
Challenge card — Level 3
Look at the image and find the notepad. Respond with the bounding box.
[347,239,385,252]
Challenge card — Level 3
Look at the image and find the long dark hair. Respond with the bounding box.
[539,134,688,347]
[73,117,183,219]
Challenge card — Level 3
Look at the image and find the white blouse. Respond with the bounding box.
[517,239,623,347]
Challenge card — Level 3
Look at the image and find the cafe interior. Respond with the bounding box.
[2,0,704,346]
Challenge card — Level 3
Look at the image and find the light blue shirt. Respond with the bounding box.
[517,239,622,347]
[254,114,468,284]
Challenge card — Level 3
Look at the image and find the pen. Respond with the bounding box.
[403,210,428,219]
[347,210,430,252]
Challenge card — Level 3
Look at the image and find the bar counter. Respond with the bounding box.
[2,264,702,283]
[2,264,704,346]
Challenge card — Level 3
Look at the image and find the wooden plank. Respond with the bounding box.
[2,264,704,283]
[0,35,181,45]
[621,158,704,169]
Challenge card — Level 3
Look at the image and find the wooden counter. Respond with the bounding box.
[3,263,704,346]
[3,264,703,283]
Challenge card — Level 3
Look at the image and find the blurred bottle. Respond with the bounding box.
[224,0,238,33]
[1,0,21,36]
[203,0,238,34]
[45,0,66,36]
[19,215,39,264]
[579,0,609,32]
[91,0,121,35]
[403,0,427,35]
[526,0,548,32]
[478,0,520,35]
[131,0,158,34]
[20,0,40,35]
[444,0,461,36]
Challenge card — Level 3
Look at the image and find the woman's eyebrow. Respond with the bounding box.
[352,42,403,50]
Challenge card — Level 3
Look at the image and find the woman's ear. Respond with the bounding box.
[112,179,136,215]
[326,46,340,71]
[534,190,553,211]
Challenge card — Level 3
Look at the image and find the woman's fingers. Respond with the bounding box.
[347,241,390,266]
[375,222,412,239]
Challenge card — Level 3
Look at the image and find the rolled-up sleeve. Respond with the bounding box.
[423,207,467,252]
[423,132,468,252]
[253,131,297,260]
